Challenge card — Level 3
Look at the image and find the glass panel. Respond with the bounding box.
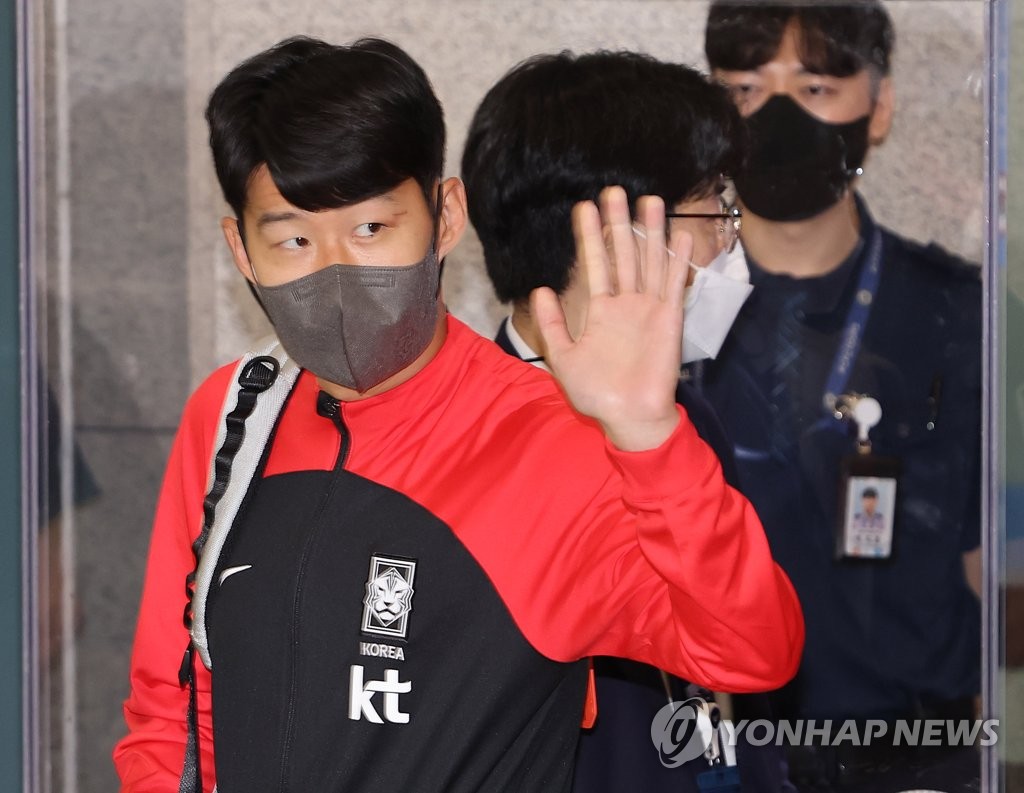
[1002,0,1024,788]
[2,0,24,789]
[23,1,994,791]
[29,1,190,789]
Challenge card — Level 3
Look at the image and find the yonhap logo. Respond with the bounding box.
[649,708,1000,768]
[650,697,715,768]
[361,555,417,638]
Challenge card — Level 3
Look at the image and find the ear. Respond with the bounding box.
[436,177,468,259]
[221,216,257,283]
[868,76,894,146]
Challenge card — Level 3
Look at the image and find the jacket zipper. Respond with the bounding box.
[316,390,352,471]
[277,392,350,791]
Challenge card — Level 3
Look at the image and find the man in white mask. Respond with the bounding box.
[463,50,782,793]
[464,52,752,378]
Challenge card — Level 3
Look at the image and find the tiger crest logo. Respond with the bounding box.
[361,555,417,638]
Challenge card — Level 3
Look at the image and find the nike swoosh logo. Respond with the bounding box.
[219,565,253,586]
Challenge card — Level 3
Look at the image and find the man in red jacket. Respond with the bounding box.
[113,35,803,793]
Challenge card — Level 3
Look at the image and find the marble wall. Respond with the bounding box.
[183,0,988,377]
[37,1,988,790]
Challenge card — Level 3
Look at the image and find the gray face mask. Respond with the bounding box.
[254,248,441,392]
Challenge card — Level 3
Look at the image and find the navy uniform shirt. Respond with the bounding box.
[691,196,981,721]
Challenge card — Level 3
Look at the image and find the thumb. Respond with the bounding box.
[530,287,573,360]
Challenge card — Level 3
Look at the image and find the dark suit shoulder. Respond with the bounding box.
[880,225,981,287]
[875,226,982,348]
[675,380,740,489]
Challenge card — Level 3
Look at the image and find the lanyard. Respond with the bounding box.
[820,227,884,425]
[688,226,885,450]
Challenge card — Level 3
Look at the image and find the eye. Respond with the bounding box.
[280,237,310,250]
[354,222,385,238]
[726,82,763,112]
[804,82,836,98]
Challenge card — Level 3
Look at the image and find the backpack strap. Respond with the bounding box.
[177,336,300,793]
[188,337,300,666]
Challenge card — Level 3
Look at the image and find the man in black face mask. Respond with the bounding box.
[699,2,983,791]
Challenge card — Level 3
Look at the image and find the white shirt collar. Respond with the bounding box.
[504,316,551,373]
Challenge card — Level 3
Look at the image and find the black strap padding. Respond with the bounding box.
[181,356,280,631]
[177,354,281,792]
[178,646,202,793]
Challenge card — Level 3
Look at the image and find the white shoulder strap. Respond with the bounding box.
[189,336,301,669]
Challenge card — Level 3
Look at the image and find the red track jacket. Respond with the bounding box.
[114,315,803,792]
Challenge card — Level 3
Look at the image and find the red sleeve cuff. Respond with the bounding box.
[604,404,720,502]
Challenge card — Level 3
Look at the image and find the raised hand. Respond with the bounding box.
[531,186,693,451]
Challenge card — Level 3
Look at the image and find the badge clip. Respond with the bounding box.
[833,394,881,454]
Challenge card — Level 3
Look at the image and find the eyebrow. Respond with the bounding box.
[252,190,409,230]
[797,65,834,78]
[370,193,409,215]
[255,211,303,229]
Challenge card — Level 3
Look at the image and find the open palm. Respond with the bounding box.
[532,187,692,451]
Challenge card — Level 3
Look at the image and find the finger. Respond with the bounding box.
[572,200,613,297]
[665,227,693,310]
[635,195,667,297]
[600,186,639,293]
[530,286,574,360]
[600,224,619,295]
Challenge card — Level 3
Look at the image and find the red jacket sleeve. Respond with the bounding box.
[599,404,804,691]
[113,364,235,792]
[458,400,804,694]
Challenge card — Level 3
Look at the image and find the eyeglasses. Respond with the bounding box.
[664,205,742,254]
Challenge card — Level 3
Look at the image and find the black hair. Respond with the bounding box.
[862,487,879,499]
[461,50,743,304]
[705,0,894,79]
[206,36,445,218]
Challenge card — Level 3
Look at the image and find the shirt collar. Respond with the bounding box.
[745,193,878,318]
[503,316,551,373]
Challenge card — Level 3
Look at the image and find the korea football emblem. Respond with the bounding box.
[361,555,417,638]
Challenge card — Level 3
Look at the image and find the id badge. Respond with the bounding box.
[835,453,900,560]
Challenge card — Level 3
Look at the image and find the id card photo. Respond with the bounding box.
[840,476,897,559]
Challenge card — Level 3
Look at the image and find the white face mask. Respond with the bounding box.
[681,241,753,364]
